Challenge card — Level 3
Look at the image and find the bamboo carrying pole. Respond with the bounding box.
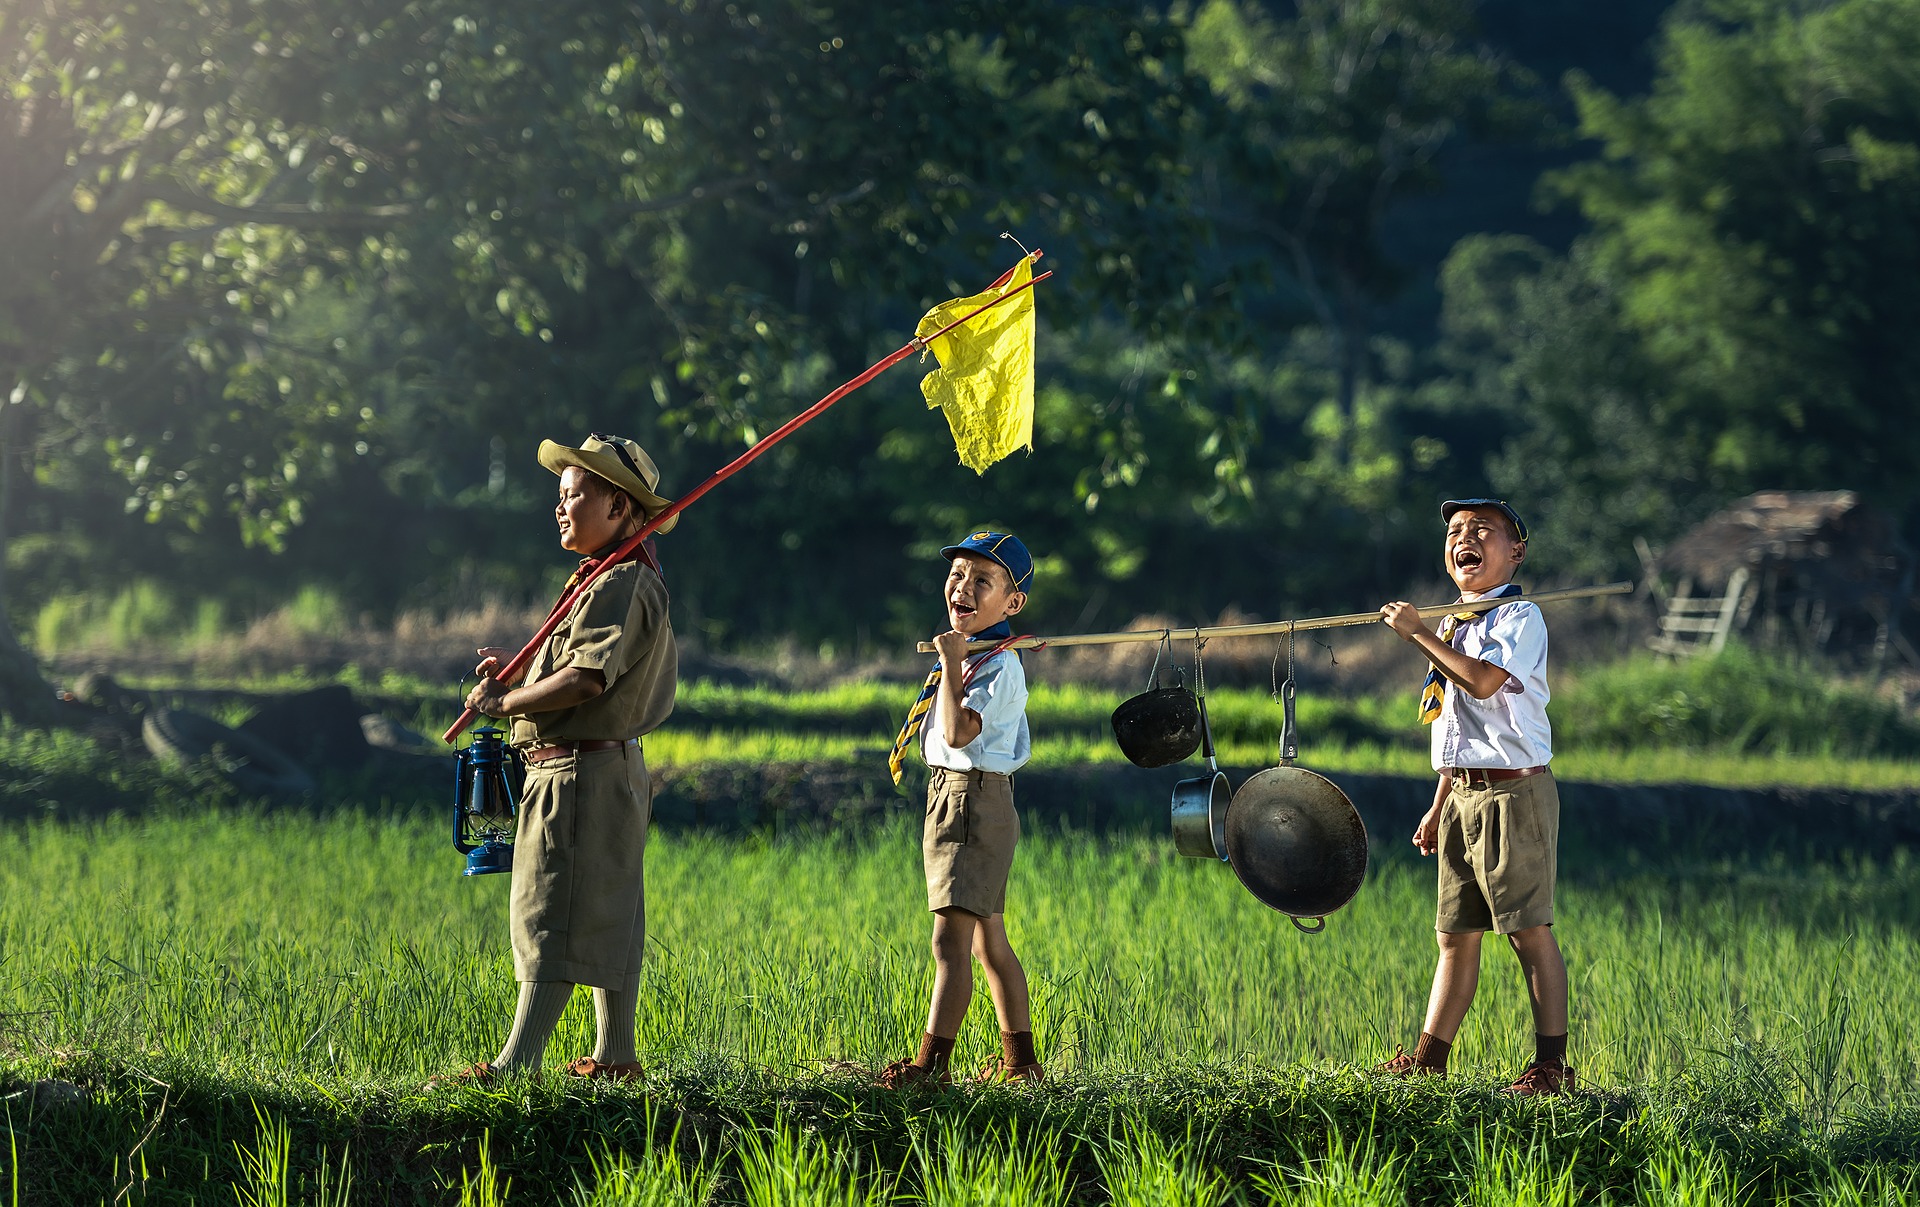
[913,581,1634,653]
[443,254,1052,743]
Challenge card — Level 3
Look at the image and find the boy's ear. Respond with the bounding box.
[606,489,639,521]
[1004,591,1027,616]
[1512,541,1526,564]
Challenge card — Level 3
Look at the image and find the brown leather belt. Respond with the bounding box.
[524,738,636,765]
[1446,765,1546,788]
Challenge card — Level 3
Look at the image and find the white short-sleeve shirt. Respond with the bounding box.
[1430,591,1553,771]
[922,651,1031,774]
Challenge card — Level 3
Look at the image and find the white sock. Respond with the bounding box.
[590,985,640,1066]
[492,980,573,1072]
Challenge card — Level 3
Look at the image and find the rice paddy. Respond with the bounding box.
[9,650,1919,1201]
[6,807,1920,1202]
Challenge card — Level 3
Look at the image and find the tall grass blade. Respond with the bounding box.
[1098,1122,1230,1207]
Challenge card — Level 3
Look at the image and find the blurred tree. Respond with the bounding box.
[307,0,1222,640]
[1458,0,1920,572]
[1434,234,1667,580]
[0,0,434,715]
[0,0,1218,710]
[1186,0,1535,471]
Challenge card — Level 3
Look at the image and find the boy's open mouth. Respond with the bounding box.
[1453,548,1484,571]
[950,599,977,619]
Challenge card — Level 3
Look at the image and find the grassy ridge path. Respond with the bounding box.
[11,1060,1920,1205]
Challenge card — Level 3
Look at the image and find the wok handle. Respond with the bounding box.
[1197,692,1216,769]
[1291,915,1326,935]
[1278,678,1297,765]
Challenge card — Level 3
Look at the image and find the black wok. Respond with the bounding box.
[1223,677,1369,933]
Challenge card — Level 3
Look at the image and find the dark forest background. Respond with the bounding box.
[6,0,1918,692]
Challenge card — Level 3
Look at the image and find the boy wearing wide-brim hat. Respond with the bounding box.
[1373,498,1572,1096]
[872,530,1042,1087]
[449,433,678,1084]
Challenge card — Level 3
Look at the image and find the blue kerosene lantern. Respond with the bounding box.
[453,725,521,875]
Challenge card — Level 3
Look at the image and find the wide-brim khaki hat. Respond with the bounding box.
[537,432,678,534]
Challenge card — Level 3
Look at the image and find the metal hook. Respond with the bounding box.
[1000,231,1035,260]
[1270,626,1296,699]
[1146,628,1171,691]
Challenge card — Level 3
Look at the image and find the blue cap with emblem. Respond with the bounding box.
[940,530,1034,593]
[1441,498,1529,543]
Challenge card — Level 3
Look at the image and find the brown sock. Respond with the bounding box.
[912,1032,956,1072]
[1535,1033,1567,1067]
[1411,1031,1451,1072]
[1000,1030,1037,1068]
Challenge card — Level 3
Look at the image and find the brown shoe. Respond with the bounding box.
[1371,1045,1442,1078]
[558,1057,644,1083]
[970,1056,1044,1085]
[425,1061,499,1089]
[1504,1060,1575,1096]
[873,1058,950,1089]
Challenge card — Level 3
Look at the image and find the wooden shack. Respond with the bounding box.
[1650,491,1915,666]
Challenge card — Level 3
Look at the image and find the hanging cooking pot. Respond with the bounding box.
[1223,637,1369,933]
[1110,632,1201,768]
[1169,661,1230,860]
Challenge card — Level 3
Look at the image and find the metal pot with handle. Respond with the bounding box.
[1111,632,1201,769]
[1169,651,1229,859]
[1223,633,1369,933]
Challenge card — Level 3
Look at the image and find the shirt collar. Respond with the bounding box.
[1460,583,1523,603]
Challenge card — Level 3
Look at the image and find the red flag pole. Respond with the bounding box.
[443,254,1052,743]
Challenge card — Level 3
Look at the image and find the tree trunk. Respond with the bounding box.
[0,404,53,724]
[1333,269,1370,468]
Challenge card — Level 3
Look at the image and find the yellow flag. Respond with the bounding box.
[916,257,1036,474]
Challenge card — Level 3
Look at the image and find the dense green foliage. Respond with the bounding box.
[1554,646,1920,758]
[1454,0,1920,577]
[6,812,1920,1200]
[6,0,1919,691]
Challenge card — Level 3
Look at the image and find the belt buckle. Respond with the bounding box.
[1457,767,1489,789]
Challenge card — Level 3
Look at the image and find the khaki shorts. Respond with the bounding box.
[1436,770,1559,935]
[510,745,652,990]
[923,767,1019,917]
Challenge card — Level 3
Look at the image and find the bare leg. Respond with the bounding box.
[970,914,1032,1033]
[1506,924,1569,1036]
[1421,929,1483,1043]
[925,908,980,1037]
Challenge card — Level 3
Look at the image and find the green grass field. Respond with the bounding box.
[5,810,1920,1203]
[8,648,1918,1201]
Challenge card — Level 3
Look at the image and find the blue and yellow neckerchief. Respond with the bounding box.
[1419,583,1523,724]
[889,620,1014,785]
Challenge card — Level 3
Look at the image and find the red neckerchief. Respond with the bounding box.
[543,537,665,625]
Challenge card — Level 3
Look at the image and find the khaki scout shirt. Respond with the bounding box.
[509,551,677,748]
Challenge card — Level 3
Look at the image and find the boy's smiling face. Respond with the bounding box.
[944,551,1026,636]
[556,466,634,554]
[1446,505,1525,595]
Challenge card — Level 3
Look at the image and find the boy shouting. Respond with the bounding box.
[1374,499,1572,1096]
[450,433,678,1084]
[878,531,1041,1086]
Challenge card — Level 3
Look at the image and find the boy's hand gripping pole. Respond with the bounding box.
[444,253,1052,743]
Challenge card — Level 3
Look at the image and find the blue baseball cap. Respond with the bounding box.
[1442,498,1529,542]
[940,530,1034,593]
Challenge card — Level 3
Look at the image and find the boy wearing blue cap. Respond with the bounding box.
[1373,499,1572,1096]
[877,530,1041,1086]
